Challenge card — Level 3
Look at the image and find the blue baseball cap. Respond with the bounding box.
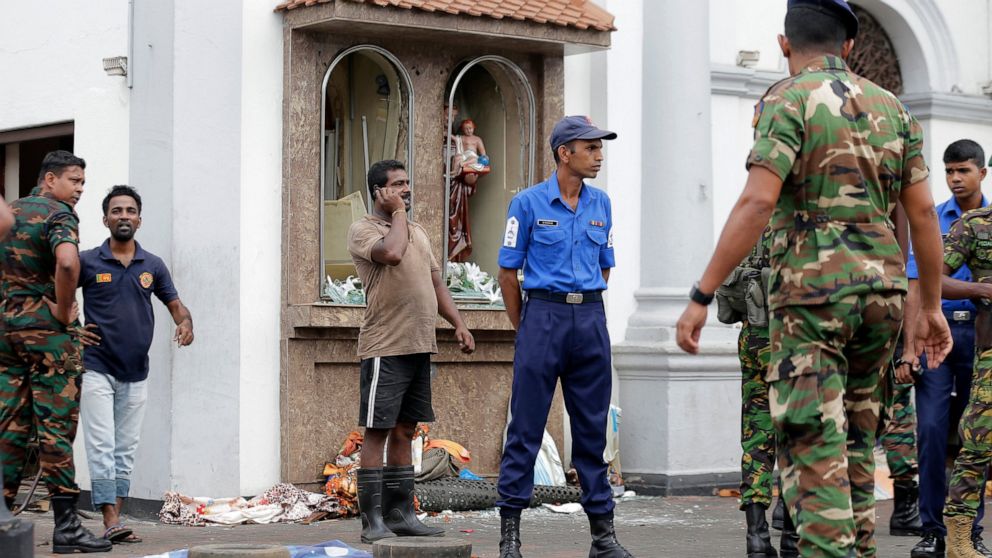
[787,0,859,39]
[550,115,617,151]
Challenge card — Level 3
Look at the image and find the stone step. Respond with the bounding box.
[373,536,472,557]
[189,543,291,558]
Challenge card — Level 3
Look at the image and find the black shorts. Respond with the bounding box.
[359,353,434,429]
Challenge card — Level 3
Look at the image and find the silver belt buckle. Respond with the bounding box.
[565,292,584,304]
[954,310,972,321]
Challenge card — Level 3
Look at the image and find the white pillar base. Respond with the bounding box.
[613,288,743,494]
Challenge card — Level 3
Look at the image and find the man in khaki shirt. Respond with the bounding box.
[347,159,475,544]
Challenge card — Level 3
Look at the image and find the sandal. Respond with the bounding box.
[118,532,142,543]
[103,523,133,543]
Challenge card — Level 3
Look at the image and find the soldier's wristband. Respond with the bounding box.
[689,281,714,306]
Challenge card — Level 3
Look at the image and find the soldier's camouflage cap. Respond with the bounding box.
[787,0,858,39]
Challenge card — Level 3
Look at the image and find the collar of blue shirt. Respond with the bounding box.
[97,238,148,263]
[545,171,591,209]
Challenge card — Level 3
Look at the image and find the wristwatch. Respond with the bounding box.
[689,281,714,306]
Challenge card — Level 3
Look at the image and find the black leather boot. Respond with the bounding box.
[772,497,784,531]
[357,468,396,543]
[589,515,635,557]
[499,514,523,558]
[910,531,945,558]
[382,465,443,537]
[891,479,923,536]
[51,493,112,554]
[779,503,799,558]
[745,503,778,558]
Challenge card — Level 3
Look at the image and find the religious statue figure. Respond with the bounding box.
[447,115,491,262]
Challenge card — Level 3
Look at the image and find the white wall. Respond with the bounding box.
[238,0,284,495]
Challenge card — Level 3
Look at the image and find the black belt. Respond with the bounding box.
[943,309,975,323]
[527,290,603,304]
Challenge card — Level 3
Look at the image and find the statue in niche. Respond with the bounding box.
[448,117,491,262]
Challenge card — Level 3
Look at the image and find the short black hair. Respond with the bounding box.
[367,159,406,200]
[552,140,578,165]
[943,140,985,168]
[37,150,86,183]
[102,185,143,216]
[784,7,847,54]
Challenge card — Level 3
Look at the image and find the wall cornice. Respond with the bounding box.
[710,64,786,99]
[901,92,992,125]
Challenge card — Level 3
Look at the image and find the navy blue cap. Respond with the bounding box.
[788,0,859,39]
[550,115,617,151]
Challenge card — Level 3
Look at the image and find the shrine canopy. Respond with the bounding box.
[275,0,616,52]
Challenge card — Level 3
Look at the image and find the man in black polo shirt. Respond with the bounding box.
[77,185,193,544]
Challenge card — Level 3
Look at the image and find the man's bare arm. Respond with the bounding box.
[53,243,80,325]
[167,298,194,346]
[499,267,523,330]
[942,272,992,301]
[431,270,475,353]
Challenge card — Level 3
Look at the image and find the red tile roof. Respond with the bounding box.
[275,0,616,32]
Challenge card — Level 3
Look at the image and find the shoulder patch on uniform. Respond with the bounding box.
[752,100,764,128]
[96,273,112,283]
[503,216,519,248]
[608,226,614,248]
[139,271,154,289]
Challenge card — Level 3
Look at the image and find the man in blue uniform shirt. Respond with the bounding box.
[495,115,633,558]
[77,185,193,545]
[906,140,991,558]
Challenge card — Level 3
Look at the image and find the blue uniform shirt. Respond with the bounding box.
[79,240,179,382]
[498,172,615,292]
[906,195,989,313]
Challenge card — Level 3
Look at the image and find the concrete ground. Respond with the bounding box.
[17,495,985,558]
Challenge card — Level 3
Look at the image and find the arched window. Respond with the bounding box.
[320,46,414,300]
[848,5,904,95]
[444,57,536,288]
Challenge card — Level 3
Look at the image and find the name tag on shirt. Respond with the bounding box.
[537,219,558,227]
[96,273,112,283]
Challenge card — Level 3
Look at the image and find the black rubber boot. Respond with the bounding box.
[745,503,778,558]
[357,468,396,544]
[589,515,635,557]
[499,514,523,558]
[382,465,443,537]
[780,503,800,558]
[772,497,785,531]
[891,479,924,537]
[52,493,112,554]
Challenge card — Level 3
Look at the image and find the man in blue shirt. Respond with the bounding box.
[495,116,633,558]
[77,185,193,545]
[905,140,991,558]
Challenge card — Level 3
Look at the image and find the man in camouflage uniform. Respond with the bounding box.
[878,356,922,536]
[676,2,952,557]
[939,208,992,557]
[718,228,799,557]
[0,150,111,553]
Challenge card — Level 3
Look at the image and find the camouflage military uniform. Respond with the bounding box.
[943,207,992,519]
[749,55,927,557]
[879,362,918,482]
[739,319,775,509]
[0,193,83,501]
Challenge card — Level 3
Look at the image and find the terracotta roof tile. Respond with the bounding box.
[275,0,616,32]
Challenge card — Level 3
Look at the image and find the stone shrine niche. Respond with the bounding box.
[444,57,535,280]
[320,46,413,297]
[848,5,903,95]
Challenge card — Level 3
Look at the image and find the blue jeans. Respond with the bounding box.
[917,321,985,536]
[80,370,148,508]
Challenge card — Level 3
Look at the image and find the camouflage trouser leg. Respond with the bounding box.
[0,328,83,500]
[740,320,776,509]
[878,371,918,481]
[770,292,903,558]
[944,347,992,518]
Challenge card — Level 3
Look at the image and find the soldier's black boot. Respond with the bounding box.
[51,493,112,554]
[357,468,396,543]
[772,497,784,531]
[910,531,945,558]
[588,514,635,557]
[499,514,523,558]
[891,479,924,536]
[779,504,799,558]
[382,465,443,537]
[744,503,778,558]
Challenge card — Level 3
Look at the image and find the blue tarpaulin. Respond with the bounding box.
[141,540,372,558]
